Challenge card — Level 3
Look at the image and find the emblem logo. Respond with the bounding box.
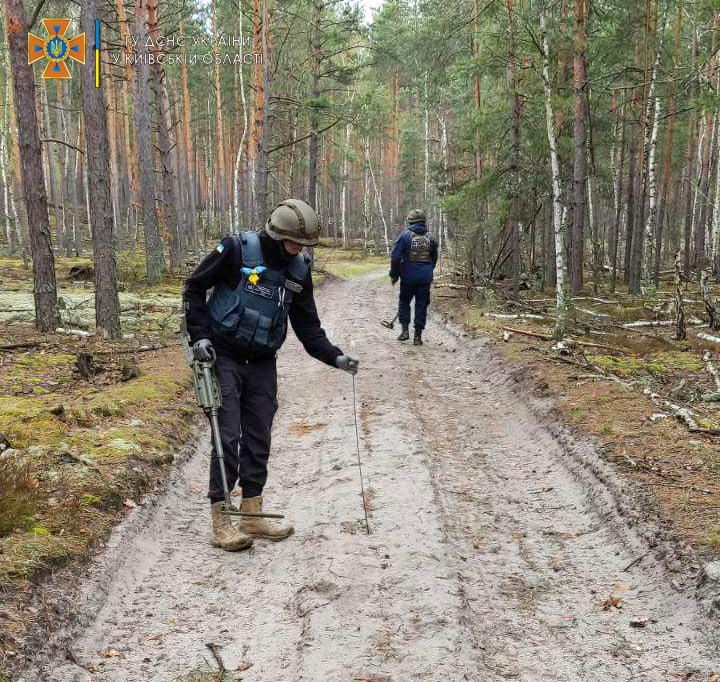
[28,19,85,79]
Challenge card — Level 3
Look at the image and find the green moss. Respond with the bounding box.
[0,397,65,448]
[589,354,668,377]
[29,524,50,537]
[0,531,79,582]
[80,492,102,506]
[92,401,127,418]
[650,351,704,372]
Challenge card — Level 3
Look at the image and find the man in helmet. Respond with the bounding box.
[183,199,359,551]
[389,208,439,346]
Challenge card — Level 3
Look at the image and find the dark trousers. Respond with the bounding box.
[398,281,431,331]
[207,354,278,501]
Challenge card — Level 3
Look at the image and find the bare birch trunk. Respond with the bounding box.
[540,9,569,339]
[367,140,389,253]
[232,3,249,233]
[641,54,661,292]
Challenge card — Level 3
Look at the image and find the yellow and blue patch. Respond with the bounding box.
[216,242,225,254]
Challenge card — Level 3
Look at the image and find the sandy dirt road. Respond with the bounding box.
[40,272,717,682]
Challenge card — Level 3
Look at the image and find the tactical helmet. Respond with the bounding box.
[407,208,426,225]
[265,199,320,246]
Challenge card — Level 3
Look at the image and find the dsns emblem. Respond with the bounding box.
[28,19,85,79]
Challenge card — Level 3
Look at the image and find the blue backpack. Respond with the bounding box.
[208,232,309,353]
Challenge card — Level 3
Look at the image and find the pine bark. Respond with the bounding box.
[81,0,121,338]
[571,0,587,295]
[133,0,164,283]
[4,0,59,331]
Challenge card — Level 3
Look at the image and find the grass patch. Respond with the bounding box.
[0,338,194,585]
[313,246,386,279]
[708,526,720,553]
[0,454,41,537]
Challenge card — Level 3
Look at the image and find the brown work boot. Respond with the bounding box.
[210,502,254,551]
[239,495,294,542]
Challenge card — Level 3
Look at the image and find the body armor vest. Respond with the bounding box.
[207,232,309,354]
[408,231,432,262]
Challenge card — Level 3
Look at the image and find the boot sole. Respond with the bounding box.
[243,528,295,542]
[210,537,254,551]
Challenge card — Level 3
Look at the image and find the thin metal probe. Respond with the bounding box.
[352,373,371,535]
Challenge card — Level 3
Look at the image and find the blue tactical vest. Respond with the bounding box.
[207,232,309,353]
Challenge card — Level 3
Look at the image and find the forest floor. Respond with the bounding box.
[12,266,718,682]
[432,273,720,564]
[0,246,381,680]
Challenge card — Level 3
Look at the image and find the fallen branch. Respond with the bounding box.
[487,312,547,320]
[55,327,91,337]
[623,317,703,329]
[704,351,720,391]
[205,642,226,681]
[643,387,720,435]
[575,306,612,318]
[0,341,43,351]
[500,326,550,341]
[92,343,175,356]
[623,550,652,572]
[698,331,720,345]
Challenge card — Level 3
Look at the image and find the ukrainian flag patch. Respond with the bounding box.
[216,242,225,253]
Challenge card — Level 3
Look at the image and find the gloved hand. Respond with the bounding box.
[391,278,398,286]
[192,338,216,363]
[335,354,359,375]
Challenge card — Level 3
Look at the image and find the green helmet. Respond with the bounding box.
[264,199,320,246]
[407,208,426,225]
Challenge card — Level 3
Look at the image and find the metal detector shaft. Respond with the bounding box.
[222,510,285,519]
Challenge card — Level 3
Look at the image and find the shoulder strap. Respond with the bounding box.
[239,231,264,268]
[287,253,310,281]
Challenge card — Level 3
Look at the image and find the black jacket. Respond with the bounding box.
[183,232,342,366]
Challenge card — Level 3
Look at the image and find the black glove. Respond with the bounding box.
[335,354,359,375]
[192,338,216,363]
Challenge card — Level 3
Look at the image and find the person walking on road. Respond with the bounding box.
[183,199,359,551]
[389,209,439,346]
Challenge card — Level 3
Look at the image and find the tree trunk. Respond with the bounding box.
[81,0,121,338]
[133,0,164,283]
[255,0,271,222]
[179,19,198,249]
[232,7,249,234]
[641,51,661,292]
[4,0,59,331]
[1,74,17,253]
[540,8,569,340]
[307,0,322,209]
[656,6,682,284]
[610,89,626,292]
[211,0,227,227]
[506,0,521,295]
[571,0,587,295]
[148,0,182,272]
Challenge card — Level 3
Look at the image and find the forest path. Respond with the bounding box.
[44,273,717,682]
